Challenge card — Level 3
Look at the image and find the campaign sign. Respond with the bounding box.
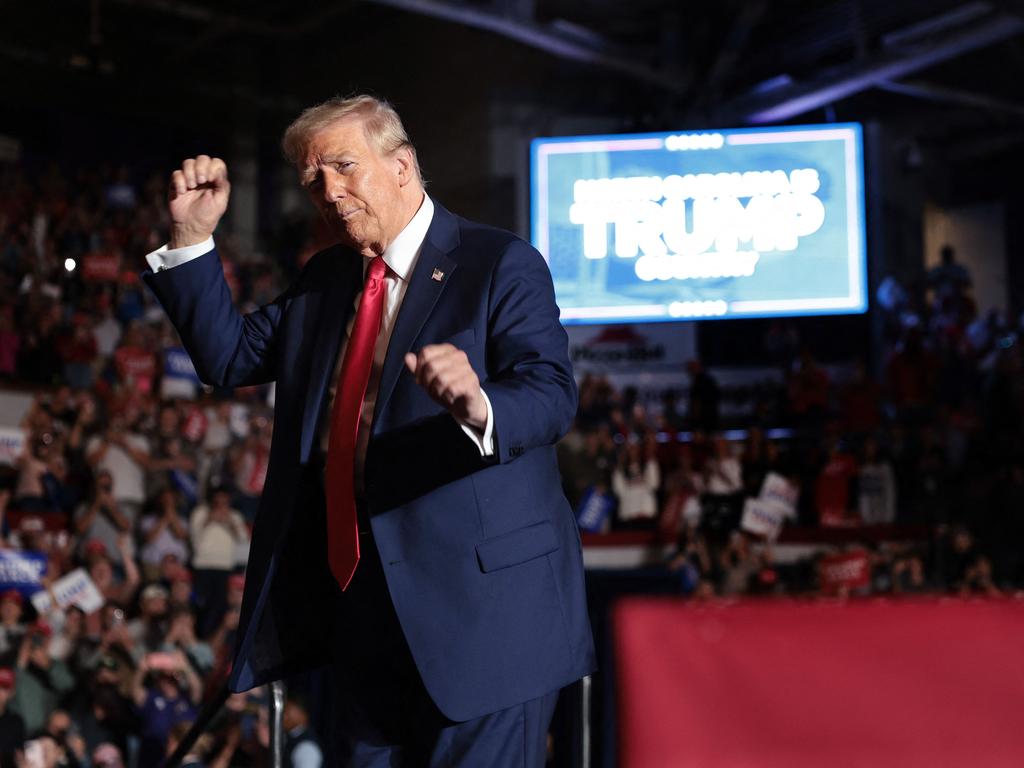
[740,498,788,540]
[30,567,104,615]
[0,427,26,466]
[0,550,47,596]
[532,124,867,324]
[576,486,615,533]
[82,252,122,282]
[819,551,871,593]
[161,347,201,400]
[758,472,799,518]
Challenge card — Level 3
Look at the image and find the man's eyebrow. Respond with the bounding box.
[300,155,352,184]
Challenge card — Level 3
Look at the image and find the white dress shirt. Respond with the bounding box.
[145,194,494,480]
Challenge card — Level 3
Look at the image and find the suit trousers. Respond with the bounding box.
[312,469,560,767]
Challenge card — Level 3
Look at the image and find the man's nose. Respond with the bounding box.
[322,168,346,203]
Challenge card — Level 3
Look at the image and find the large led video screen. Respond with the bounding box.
[531,123,867,324]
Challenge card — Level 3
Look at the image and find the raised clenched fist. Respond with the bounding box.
[168,154,230,249]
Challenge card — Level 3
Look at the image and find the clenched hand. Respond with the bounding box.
[168,154,230,249]
[404,344,487,430]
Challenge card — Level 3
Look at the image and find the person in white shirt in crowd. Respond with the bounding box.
[612,437,661,526]
[189,486,249,637]
[85,413,150,531]
[91,297,123,361]
[858,436,896,525]
[704,434,744,496]
[138,487,190,582]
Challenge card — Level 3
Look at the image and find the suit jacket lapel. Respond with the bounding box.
[300,251,362,459]
[372,205,460,432]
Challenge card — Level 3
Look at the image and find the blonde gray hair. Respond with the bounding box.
[281,94,423,183]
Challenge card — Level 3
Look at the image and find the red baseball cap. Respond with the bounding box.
[84,540,109,558]
[0,590,22,606]
[0,668,14,689]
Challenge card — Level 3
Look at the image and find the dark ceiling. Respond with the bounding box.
[2,0,1023,202]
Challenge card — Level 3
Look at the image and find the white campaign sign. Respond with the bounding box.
[30,568,104,615]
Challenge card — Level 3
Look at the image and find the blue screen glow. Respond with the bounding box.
[531,123,868,324]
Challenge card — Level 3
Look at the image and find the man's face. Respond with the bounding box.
[299,118,414,257]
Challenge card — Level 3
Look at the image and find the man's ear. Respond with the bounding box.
[395,147,416,188]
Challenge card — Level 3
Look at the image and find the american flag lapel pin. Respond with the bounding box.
[431,267,445,282]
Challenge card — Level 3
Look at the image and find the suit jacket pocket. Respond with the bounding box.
[476,521,559,573]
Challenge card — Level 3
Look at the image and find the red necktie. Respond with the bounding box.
[325,256,389,590]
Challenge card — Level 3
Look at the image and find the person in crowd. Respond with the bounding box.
[228,411,271,522]
[160,608,214,675]
[284,695,323,768]
[0,668,25,768]
[138,487,190,581]
[718,532,758,596]
[127,584,171,658]
[43,710,87,768]
[704,435,743,496]
[84,413,150,531]
[47,607,84,665]
[166,566,195,613]
[0,593,26,668]
[82,536,139,638]
[815,439,858,526]
[73,470,131,567]
[131,650,200,768]
[857,436,896,525]
[188,486,248,636]
[666,524,712,595]
[147,405,199,502]
[611,439,660,527]
[69,655,136,757]
[90,742,124,768]
[12,621,74,734]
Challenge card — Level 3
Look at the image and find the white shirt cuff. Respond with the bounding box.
[145,237,215,272]
[459,389,495,457]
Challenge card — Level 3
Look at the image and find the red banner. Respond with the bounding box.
[81,252,122,282]
[819,550,870,593]
[615,598,1024,767]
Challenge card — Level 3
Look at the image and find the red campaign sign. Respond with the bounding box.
[114,347,156,393]
[82,252,122,282]
[819,551,870,593]
[182,408,207,443]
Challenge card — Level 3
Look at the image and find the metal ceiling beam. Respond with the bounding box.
[719,7,1024,124]
[877,78,1024,117]
[363,0,686,94]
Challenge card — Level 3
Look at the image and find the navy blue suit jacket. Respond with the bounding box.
[144,202,596,721]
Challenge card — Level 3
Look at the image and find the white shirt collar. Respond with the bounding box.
[365,193,434,281]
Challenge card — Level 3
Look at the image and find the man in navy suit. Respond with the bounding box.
[143,95,595,766]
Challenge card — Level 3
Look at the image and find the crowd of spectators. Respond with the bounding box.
[0,162,324,767]
[558,247,1024,599]
[1,158,1022,765]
